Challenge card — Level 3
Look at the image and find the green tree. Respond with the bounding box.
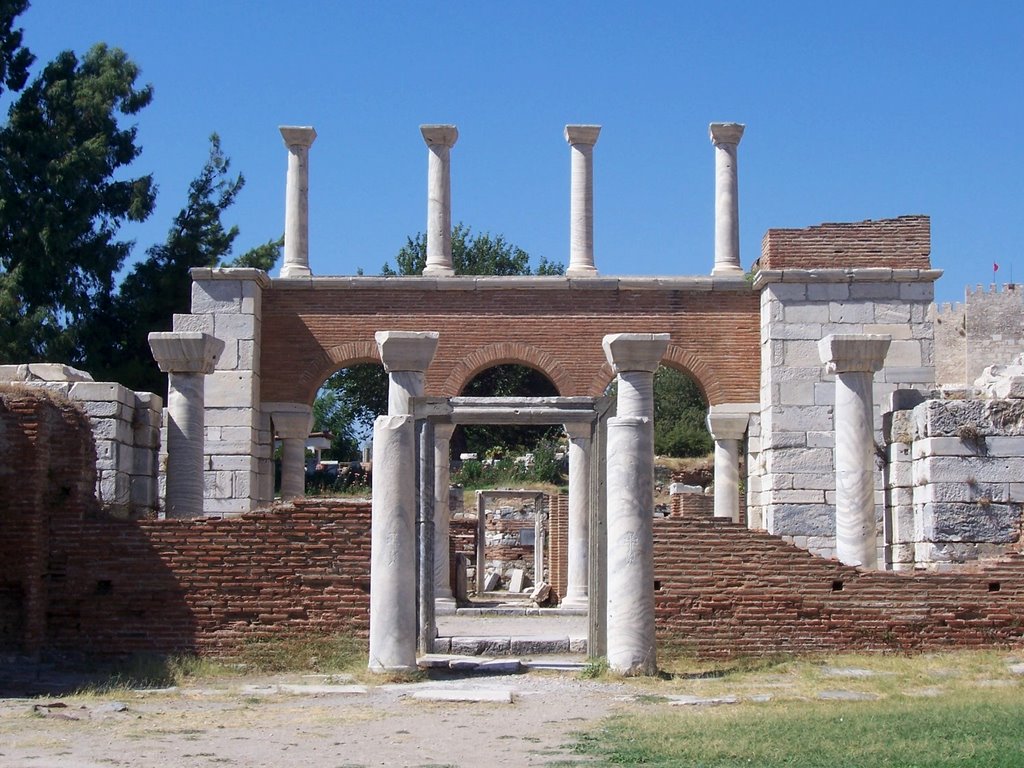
[0,0,32,99]
[225,236,283,271]
[82,134,244,394]
[382,223,563,276]
[0,43,155,363]
[652,366,712,457]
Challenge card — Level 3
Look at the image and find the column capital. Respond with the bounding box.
[818,334,892,374]
[564,422,593,440]
[709,122,744,146]
[280,125,317,148]
[375,330,440,373]
[706,411,749,441]
[148,332,224,374]
[420,124,458,148]
[564,124,601,146]
[433,422,456,441]
[602,333,670,374]
[265,402,314,439]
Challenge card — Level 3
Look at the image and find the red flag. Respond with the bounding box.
[994,262,1000,272]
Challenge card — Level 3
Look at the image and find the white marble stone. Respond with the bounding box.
[375,331,440,415]
[706,408,751,522]
[369,414,418,673]
[267,404,314,501]
[709,122,744,277]
[561,422,593,609]
[420,125,458,276]
[279,126,316,278]
[564,125,601,277]
[433,423,456,606]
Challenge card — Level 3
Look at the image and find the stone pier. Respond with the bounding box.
[421,125,458,277]
[148,331,224,518]
[279,126,316,278]
[602,332,669,675]
[565,124,601,277]
[709,122,744,277]
[818,333,891,569]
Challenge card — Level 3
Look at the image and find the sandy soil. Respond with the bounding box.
[0,669,638,768]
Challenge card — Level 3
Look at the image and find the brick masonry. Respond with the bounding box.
[759,215,931,271]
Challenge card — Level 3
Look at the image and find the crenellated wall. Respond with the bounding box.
[933,283,1024,386]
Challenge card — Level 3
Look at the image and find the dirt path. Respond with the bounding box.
[0,671,637,767]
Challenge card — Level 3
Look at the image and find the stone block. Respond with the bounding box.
[240,279,263,315]
[806,283,849,301]
[914,399,987,439]
[813,382,836,406]
[848,283,900,300]
[215,313,258,342]
[217,339,239,370]
[192,279,243,313]
[766,447,833,474]
[884,340,922,368]
[918,501,1021,543]
[762,431,806,450]
[98,470,131,508]
[209,455,257,471]
[205,371,259,409]
[132,446,156,476]
[204,470,233,499]
[829,302,875,324]
[911,437,985,459]
[784,340,824,367]
[767,283,808,302]
[915,480,1008,505]
[872,303,912,323]
[206,408,259,428]
[238,339,257,369]
[880,366,935,385]
[233,470,258,498]
[805,430,833,448]
[784,304,830,324]
[768,405,834,433]
[768,323,823,341]
[91,417,135,444]
[172,313,214,334]
[69,380,133,404]
[899,283,934,302]
[130,476,157,508]
[778,381,815,405]
[770,503,835,536]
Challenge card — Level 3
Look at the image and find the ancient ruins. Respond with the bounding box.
[2,122,1023,673]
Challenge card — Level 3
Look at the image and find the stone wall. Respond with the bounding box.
[933,284,1024,386]
[481,492,545,589]
[0,365,161,519]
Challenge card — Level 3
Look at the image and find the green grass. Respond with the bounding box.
[564,689,1024,766]
[561,650,1024,767]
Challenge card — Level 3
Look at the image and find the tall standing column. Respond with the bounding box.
[565,125,601,277]
[561,422,593,609]
[279,126,317,278]
[706,409,750,523]
[267,404,314,501]
[420,125,458,277]
[818,334,892,570]
[433,422,457,609]
[148,332,224,518]
[369,330,439,673]
[602,333,669,676]
[709,122,745,277]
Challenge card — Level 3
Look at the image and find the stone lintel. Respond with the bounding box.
[706,411,750,440]
[602,333,670,374]
[709,122,745,145]
[279,125,317,148]
[818,334,892,374]
[752,268,944,289]
[564,124,601,146]
[265,402,314,439]
[375,330,440,373]
[149,332,224,374]
[563,421,594,439]
[420,124,459,148]
[0,363,94,382]
[190,267,272,288]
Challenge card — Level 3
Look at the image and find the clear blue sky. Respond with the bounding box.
[18,1,1024,304]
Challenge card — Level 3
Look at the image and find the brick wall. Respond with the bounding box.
[654,511,1024,657]
[260,280,761,407]
[759,216,931,271]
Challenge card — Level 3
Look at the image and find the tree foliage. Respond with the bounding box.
[382,223,563,276]
[0,0,32,99]
[0,42,155,362]
[653,366,712,457]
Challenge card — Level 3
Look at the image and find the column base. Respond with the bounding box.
[559,595,589,610]
[434,596,457,615]
[566,265,599,278]
[422,265,455,277]
[710,264,745,278]
[280,264,312,278]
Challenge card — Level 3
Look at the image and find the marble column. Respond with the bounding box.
[601,332,669,675]
[709,122,745,277]
[433,422,457,609]
[420,125,458,277]
[561,422,593,609]
[565,125,601,277]
[706,409,750,523]
[818,334,892,570]
[148,332,224,518]
[368,329,439,673]
[279,126,317,278]
[369,413,418,672]
[268,405,314,501]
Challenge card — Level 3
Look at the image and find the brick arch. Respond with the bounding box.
[584,345,725,406]
[441,342,572,397]
[295,340,382,405]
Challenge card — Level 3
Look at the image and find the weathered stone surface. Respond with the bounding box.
[770,504,835,536]
[919,502,1021,543]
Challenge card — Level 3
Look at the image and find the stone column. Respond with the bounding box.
[561,422,593,609]
[601,333,669,675]
[279,126,317,278]
[709,122,745,277]
[706,408,750,523]
[148,332,224,518]
[818,334,892,569]
[369,329,439,673]
[565,125,601,277]
[433,422,457,609]
[420,125,458,277]
[267,404,314,501]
